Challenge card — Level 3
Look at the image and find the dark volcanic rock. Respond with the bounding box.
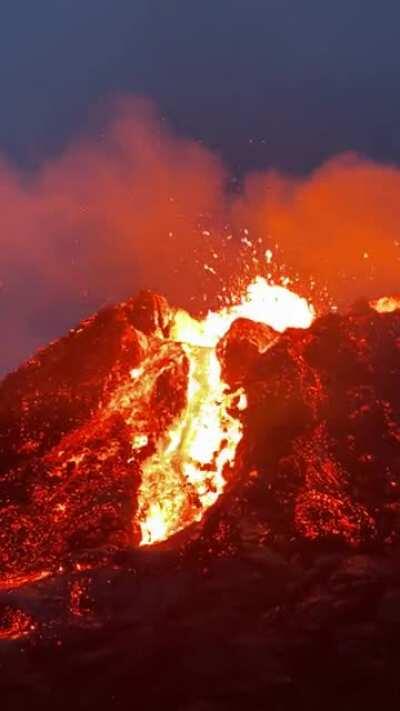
[1,547,400,710]
[208,308,400,554]
[127,289,172,337]
[217,317,277,384]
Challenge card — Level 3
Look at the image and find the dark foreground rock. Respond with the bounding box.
[2,546,400,710]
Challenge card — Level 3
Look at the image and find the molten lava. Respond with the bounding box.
[370,296,400,313]
[135,277,315,545]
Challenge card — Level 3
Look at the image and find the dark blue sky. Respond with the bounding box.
[1,0,400,174]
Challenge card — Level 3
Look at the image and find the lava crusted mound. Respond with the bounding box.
[1,289,400,710]
[1,291,400,583]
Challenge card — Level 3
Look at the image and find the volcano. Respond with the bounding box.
[1,280,400,710]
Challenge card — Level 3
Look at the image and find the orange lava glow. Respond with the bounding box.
[0,607,36,641]
[370,296,400,313]
[136,276,315,545]
[0,570,51,592]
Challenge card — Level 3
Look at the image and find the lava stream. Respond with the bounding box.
[136,276,315,546]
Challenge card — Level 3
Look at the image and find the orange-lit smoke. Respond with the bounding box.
[233,154,400,304]
[0,98,227,373]
[1,98,400,373]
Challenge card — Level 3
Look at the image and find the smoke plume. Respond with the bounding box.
[233,154,400,304]
[1,97,399,373]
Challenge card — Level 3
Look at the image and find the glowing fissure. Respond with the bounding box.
[135,276,315,546]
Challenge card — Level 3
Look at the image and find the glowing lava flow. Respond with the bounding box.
[136,344,246,545]
[370,296,400,313]
[170,276,315,346]
[136,277,315,546]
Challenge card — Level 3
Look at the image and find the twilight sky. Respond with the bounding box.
[1,1,400,373]
[2,0,400,172]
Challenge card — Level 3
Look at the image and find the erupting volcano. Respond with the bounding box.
[1,261,400,582]
[2,263,400,708]
[0,272,315,581]
[135,276,314,546]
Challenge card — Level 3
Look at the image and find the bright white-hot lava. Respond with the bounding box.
[170,276,315,347]
[136,276,315,546]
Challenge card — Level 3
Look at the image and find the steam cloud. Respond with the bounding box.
[1,97,399,373]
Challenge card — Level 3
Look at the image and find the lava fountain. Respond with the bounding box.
[136,276,315,545]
